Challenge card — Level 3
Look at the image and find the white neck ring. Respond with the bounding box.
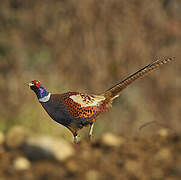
[39,93,51,102]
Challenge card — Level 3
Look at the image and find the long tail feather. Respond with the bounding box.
[104,57,175,100]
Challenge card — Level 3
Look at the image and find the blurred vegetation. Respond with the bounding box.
[0,0,180,140]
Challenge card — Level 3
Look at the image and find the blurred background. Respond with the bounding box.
[0,0,180,140]
[0,1,181,179]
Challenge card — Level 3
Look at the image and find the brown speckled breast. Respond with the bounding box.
[60,92,103,120]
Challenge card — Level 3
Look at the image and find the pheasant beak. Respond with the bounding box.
[28,82,34,87]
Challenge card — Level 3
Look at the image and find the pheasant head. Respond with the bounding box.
[29,80,51,102]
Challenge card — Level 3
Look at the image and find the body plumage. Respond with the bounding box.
[29,57,174,143]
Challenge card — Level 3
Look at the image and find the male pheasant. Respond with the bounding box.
[29,57,174,143]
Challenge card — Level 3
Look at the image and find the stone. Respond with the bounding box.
[86,170,100,180]
[0,131,5,145]
[25,136,75,161]
[101,133,125,147]
[125,160,142,174]
[158,129,169,137]
[65,160,78,173]
[13,157,31,171]
[155,148,171,161]
[6,126,27,148]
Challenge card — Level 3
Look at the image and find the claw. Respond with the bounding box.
[74,135,78,144]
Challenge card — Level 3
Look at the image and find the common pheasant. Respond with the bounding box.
[29,57,174,143]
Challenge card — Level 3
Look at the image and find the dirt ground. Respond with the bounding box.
[0,131,181,180]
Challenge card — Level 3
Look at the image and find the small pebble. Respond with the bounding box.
[86,170,100,180]
[13,157,31,171]
[6,126,27,148]
[0,131,5,145]
[125,160,141,174]
[66,160,78,173]
[155,148,171,161]
[101,133,125,147]
[158,129,169,137]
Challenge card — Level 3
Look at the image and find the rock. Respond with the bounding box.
[25,136,75,161]
[155,148,171,161]
[13,157,31,171]
[101,133,125,147]
[65,160,78,173]
[151,168,164,179]
[0,131,5,145]
[6,126,27,148]
[125,160,142,174]
[158,129,169,137]
[86,170,100,180]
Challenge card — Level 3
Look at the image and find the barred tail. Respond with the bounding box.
[104,57,175,100]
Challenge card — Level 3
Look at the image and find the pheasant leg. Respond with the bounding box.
[88,122,94,141]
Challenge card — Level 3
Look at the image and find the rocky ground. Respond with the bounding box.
[0,126,181,180]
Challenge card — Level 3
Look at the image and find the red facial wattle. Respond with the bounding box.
[33,80,40,87]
